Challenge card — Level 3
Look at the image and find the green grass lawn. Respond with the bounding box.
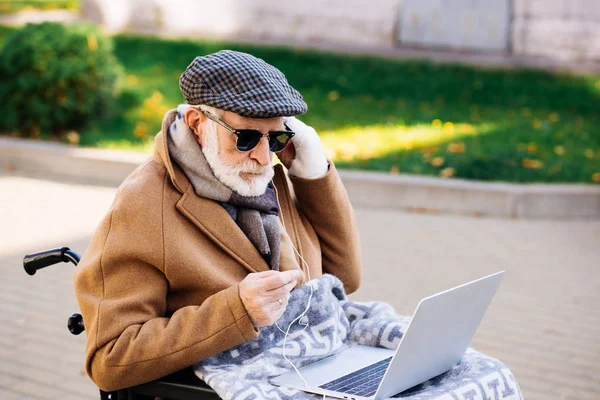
[1,25,599,183]
[0,0,79,13]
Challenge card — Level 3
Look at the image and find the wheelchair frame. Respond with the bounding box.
[23,246,221,400]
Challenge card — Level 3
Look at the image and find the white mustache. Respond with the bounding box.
[232,160,271,176]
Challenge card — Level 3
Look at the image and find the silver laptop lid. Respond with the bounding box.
[374,270,505,399]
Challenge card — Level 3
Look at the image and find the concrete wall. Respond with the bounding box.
[399,0,511,52]
[81,0,402,47]
[233,0,402,47]
[512,0,600,62]
[80,0,600,64]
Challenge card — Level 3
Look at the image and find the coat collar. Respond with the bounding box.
[153,109,289,274]
[154,109,191,194]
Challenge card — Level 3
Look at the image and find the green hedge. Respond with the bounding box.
[0,22,122,137]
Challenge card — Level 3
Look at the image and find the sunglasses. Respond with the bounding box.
[201,110,295,152]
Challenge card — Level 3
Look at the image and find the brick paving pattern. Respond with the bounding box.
[0,172,598,399]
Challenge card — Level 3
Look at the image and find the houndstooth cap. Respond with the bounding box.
[179,50,308,118]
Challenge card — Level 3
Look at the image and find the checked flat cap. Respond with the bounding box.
[179,50,308,118]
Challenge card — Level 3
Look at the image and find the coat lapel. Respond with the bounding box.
[176,184,271,274]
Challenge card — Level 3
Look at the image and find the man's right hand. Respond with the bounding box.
[239,270,300,328]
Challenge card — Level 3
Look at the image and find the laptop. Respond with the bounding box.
[271,271,504,400]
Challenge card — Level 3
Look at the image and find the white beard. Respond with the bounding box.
[201,122,274,197]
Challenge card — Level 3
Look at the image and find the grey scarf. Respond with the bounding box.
[167,108,281,270]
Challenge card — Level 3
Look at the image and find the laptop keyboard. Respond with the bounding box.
[319,356,392,397]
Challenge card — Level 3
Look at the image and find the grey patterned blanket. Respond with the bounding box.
[195,275,522,400]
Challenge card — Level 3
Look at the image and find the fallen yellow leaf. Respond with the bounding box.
[65,131,80,145]
[532,119,542,130]
[431,157,445,167]
[522,158,543,169]
[527,143,538,153]
[448,142,465,153]
[592,172,600,182]
[390,166,400,175]
[554,145,565,155]
[548,113,560,123]
[440,167,455,178]
[585,149,595,159]
[328,91,340,101]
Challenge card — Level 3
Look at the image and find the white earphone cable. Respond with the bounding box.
[272,182,319,392]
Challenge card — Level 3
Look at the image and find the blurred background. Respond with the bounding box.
[0,0,599,399]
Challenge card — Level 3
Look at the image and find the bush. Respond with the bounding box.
[0,22,122,138]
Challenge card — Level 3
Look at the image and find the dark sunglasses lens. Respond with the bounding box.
[269,132,293,152]
[236,130,262,151]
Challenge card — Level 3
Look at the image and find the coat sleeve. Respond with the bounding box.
[73,163,258,392]
[289,161,362,293]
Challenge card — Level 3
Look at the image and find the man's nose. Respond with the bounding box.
[249,136,271,166]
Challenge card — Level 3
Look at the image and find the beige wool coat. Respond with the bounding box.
[73,110,362,392]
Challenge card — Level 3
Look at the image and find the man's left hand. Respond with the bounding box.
[277,117,328,179]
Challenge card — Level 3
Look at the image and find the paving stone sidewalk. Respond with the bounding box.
[0,172,599,400]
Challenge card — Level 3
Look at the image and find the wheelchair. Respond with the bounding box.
[23,246,221,400]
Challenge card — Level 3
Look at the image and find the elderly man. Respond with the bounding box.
[73,50,362,392]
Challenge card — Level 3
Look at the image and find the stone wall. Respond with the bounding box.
[80,0,600,64]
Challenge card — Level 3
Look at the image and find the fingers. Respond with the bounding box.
[239,270,300,328]
[257,270,299,291]
[248,270,280,279]
[264,280,296,301]
[282,116,305,132]
[269,292,291,317]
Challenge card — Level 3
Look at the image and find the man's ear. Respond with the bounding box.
[184,107,206,143]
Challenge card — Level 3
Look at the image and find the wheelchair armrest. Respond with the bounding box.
[128,367,220,400]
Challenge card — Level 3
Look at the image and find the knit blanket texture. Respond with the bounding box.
[194,274,522,400]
